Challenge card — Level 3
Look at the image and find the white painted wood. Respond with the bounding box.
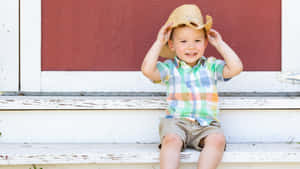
[0,96,300,110]
[280,71,300,84]
[39,71,300,92]
[0,0,19,91]
[20,0,300,92]
[282,0,300,72]
[0,110,299,143]
[1,164,300,169]
[20,0,41,91]
[0,143,299,165]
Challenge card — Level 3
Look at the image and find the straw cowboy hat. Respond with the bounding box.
[159,4,213,58]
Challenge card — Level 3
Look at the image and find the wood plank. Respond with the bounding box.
[0,143,299,165]
[0,96,300,110]
[1,109,300,143]
[0,164,300,169]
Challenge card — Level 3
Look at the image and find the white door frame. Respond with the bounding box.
[20,0,300,92]
[0,0,19,91]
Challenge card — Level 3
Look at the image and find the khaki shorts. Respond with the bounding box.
[159,118,225,151]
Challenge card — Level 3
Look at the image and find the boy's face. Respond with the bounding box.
[168,26,208,67]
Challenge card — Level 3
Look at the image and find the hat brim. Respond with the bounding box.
[159,15,212,59]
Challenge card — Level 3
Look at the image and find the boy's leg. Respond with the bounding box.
[197,133,226,169]
[160,133,183,169]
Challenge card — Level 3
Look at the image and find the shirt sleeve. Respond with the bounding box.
[206,57,226,81]
[153,60,171,85]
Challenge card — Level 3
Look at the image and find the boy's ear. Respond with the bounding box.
[168,39,175,51]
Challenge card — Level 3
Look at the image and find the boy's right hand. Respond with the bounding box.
[156,22,173,45]
[141,23,173,82]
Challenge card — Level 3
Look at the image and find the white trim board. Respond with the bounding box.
[21,0,300,92]
[0,0,19,91]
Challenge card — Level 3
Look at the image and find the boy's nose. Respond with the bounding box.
[188,44,195,49]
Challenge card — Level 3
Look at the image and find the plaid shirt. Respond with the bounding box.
[155,56,226,126]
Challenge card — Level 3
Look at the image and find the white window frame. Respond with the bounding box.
[20,0,300,92]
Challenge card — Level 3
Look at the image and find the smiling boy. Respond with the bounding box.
[141,4,243,169]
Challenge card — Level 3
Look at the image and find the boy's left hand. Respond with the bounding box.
[207,29,223,47]
[207,29,243,78]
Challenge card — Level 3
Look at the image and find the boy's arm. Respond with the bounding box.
[141,23,172,81]
[141,41,164,81]
[207,29,243,79]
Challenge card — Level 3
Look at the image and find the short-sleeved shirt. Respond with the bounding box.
[154,56,226,126]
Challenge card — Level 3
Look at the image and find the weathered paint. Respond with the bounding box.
[280,72,300,84]
[0,143,299,165]
[1,96,300,110]
[0,164,300,169]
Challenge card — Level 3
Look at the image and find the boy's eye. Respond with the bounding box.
[180,40,187,43]
[195,40,201,42]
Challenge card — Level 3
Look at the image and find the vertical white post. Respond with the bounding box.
[20,0,41,91]
[282,0,300,72]
[0,0,19,91]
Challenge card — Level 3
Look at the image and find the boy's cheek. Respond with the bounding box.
[175,45,185,51]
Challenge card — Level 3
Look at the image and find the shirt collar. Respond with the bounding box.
[174,56,206,69]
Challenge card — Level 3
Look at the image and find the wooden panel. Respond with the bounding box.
[42,0,281,71]
[1,96,300,110]
[0,0,19,90]
[0,109,299,143]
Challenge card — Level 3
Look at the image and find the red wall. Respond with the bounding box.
[42,0,281,71]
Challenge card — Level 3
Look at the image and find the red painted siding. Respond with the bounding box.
[42,0,281,71]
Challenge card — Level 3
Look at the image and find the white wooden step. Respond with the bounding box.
[0,96,300,169]
[0,109,299,143]
[0,96,300,143]
[0,143,299,165]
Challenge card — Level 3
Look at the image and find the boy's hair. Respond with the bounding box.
[169,24,207,40]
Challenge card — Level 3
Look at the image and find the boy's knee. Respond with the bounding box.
[204,133,226,148]
[162,134,183,147]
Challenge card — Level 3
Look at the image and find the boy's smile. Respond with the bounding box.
[168,26,208,67]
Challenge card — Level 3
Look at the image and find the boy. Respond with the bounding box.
[141,4,243,169]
